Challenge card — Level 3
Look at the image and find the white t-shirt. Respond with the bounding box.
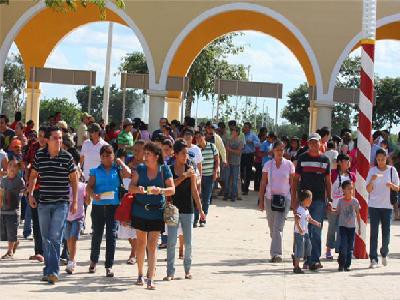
[324,150,338,169]
[294,206,310,234]
[81,138,109,181]
[366,166,399,209]
[331,173,351,208]
[188,144,203,165]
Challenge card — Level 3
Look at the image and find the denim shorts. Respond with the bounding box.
[294,232,311,259]
[64,219,83,240]
[0,213,19,242]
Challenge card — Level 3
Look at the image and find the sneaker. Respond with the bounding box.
[193,223,198,228]
[344,267,351,272]
[199,222,206,228]
[41,275,48,282]
[89,261,96,273]
[66,261,75,274]
[369,259,378,269]
[309,263,323,271]
[59,258,68,266]
[293,267,304,274]
[47,274,58,284]
[270,256,282,263]
[106,268,114,278]
[382,256,388,266]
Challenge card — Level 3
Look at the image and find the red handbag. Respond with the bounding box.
[115,193,135,223]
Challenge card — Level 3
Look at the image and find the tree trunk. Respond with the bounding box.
[185,94,194,117]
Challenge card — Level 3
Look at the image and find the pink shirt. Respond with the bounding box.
[67,182,86,221]
[263,158,295,199]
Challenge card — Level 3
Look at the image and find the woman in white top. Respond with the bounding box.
[259,140,295,262]
[366,149,399,268]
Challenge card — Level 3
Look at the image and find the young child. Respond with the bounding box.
[328,180,361,271]
[116,150,137,265]
[65,167,86,274]
[0,160,25,259]
[293,190,321,274]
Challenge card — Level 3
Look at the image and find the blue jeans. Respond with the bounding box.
[195,175,214,223]
[90,205,118,268]
[326,211,340,251]
[38,202,69,277]
[167,214,194,276]
[224,164,240,200]
[307,200,326,265]
[294,232,311,259]
[338,226,355,268]
[369,207,392,262]
[23,196,32,238]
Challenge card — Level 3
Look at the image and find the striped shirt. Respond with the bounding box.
[200,142,218,177]
[32,148,76,203]
[295,151,330,201]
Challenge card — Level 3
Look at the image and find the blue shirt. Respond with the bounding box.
[243,131,260,154]
[260,141,273,166]
[132,164,172,220]
[370,144,382,165]
[89,164,121,206]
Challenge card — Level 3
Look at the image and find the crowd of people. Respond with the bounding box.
[0,111,400,288]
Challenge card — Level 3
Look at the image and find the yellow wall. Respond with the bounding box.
[13,4,126,88]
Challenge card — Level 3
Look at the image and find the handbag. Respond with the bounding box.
[390,167,398,206]
[116,166,126,200]
[160,165,179,226]
[269,161,286,212]
[115,193,135,223]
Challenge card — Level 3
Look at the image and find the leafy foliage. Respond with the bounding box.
[185,33,248,116]
[44,0,125,19]
[76,84,143,124]
[2,54,25,115]
[40,98,82,129]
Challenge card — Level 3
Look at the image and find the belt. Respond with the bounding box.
[135,201,162,211]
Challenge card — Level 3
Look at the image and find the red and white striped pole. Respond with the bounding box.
[354,0,376,259]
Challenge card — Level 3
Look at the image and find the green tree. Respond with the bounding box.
[2,53,26,116]
[40,98,82,129]
[119,51,148,74]
[76,84,142,124]
[281,83,309,133]
[373,77,400,130]
[44,0,125,19]
[185,33,248,116]
[282,57,361,134]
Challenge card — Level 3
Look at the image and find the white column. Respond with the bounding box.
[314,101,334,131]
[147,90,167,132]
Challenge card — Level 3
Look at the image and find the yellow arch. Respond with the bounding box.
[14,4,127,88]
[167,10,315,100]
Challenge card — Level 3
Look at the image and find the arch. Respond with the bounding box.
[327,14,400,101]
[160,2,323,99]
[0,0,156,89]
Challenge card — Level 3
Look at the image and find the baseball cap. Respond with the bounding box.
[123,118,133,127]
[308,133,321,141]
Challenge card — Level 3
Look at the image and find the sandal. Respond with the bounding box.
[185,273,192,280]
[163,276,174,281]
[147,279,156,290]
[136,275,145,286]
[1,252,13,259]
[127,257,136,265]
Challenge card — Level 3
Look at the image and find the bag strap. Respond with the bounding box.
[116,165,124,188]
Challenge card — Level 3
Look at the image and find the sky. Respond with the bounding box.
[7,22,400,129]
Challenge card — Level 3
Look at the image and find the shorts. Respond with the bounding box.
[117,222,137,239]
[132,216,164,232]
[0,213,19,242]
[294,232,311,259]
[64,219,83,240]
